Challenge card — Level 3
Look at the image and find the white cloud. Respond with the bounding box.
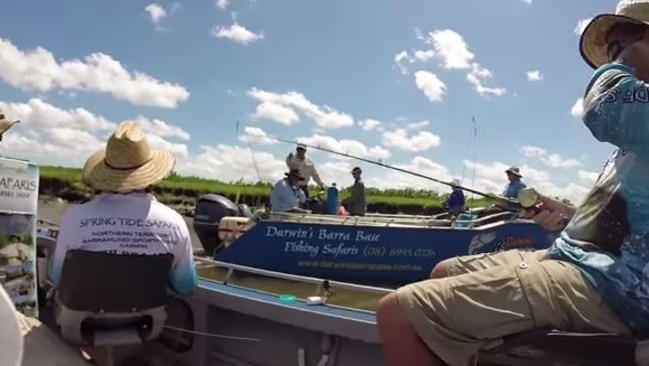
[237,126,278,145]
[400,29,506,98]
[0,38,189,108]
[381,128,441,152]
[574,18,593,35]
[212,22,264,45]
[571,98,584,118]
[297,134,391,161]
[0,98,188,164]
[414,71,446,102]
[405,120,430,130]
[358,119,381,131]
[578,170,599,184]
[145,3,167,25]
[247,88,354,129]
[526,70,543,81]
[216,0,230,10]
[520,145,581,169]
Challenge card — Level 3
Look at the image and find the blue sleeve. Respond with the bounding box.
[583,62,649,157]
[169,222,198,296]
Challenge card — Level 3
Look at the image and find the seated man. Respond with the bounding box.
[48,121,197,296]
[376,4,649,365]
[270,169,310,213]
[442,180,466,217]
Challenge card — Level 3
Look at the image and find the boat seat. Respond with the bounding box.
[54,250,173,348]
[479,328,645,366]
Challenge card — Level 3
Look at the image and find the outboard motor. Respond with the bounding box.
[237,203,253,218]
[193,194,239,256]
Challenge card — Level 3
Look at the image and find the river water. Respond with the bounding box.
[37,200,385,311]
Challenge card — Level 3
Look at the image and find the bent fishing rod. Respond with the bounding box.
[271,136,519,205]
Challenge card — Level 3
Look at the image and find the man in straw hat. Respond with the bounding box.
[48,121,197,296]
[270,168,310,213]
[0,109,20,142]
[376,2,649,365]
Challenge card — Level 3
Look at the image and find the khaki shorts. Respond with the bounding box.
[395,249,630,366]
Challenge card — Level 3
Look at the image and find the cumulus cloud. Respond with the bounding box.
[414,71,446,102]
[381,128,441,152]
[520,145,581,168]
[574,18,593,35]
[526,70,543,81]
[571,98,584,118]
[247,88,354,129]
[0,38,189,108]
[212,22,264,45]
[396,29,506,98]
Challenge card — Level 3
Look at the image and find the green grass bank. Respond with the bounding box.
[38,165,494,216]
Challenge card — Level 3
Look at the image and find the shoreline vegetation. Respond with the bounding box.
[39,165,495,217]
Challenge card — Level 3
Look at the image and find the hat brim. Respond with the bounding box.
[83,149,175,192]
[285,172,305,181]
[0,120,19,135]
[505,169,522,178]
[580,14,649,69]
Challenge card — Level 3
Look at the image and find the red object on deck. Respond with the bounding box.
[338,205,349,216]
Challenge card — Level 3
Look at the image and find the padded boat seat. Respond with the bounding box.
[479,328,647,366]
[54,250,173,347]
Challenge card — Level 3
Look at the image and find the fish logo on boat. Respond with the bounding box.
[468,231,497,254]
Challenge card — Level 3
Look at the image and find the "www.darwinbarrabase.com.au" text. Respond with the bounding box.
[298,260,422,272]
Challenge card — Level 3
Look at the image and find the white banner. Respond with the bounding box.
[0,157,39,317]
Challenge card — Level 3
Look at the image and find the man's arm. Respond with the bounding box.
[169,221,198,296]
[310,163,325,188]
[583,63,649,157]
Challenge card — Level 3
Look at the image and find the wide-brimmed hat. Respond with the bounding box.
[296,143,307,151]
[351,166,362,174]
[284,169,305,181]
[580,1,649,69]
[505,166,522,177]
[0,110,20,136]
[83,121,175,193]
[451,179,461,187]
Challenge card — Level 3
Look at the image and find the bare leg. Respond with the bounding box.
[377,293,447,366]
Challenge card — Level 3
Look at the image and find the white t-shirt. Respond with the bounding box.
[48,193,197,295]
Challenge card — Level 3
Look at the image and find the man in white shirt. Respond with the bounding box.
[285,143,325,197]
[48,121,197,296]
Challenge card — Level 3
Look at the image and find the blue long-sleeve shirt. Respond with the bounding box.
[270,178,305,212]
[548,62,649,336]
[502,180,526,199]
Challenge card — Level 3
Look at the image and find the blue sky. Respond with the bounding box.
[0,0,622,202]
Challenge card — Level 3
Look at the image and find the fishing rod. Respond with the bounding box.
[269,135,518,204]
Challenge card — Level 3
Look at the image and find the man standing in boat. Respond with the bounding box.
[376,2,649,365]
[48,121,197,297]
[502,166,526,199]
[285,143,325,198]
[342,166,366,216]
[270,169,310,213]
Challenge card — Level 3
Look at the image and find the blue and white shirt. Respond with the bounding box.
[48,192,198,296]
[549,62,649,336]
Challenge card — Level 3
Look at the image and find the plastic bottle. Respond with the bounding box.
[278,294,298,303]
[326,183,339,215]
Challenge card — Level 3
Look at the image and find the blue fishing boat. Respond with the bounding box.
[192,194,555,286]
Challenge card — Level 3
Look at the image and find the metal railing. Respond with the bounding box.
[195,257,393,297]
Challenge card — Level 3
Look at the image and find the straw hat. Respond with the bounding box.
[83,121,175,192]
[0,110,20,136]
[505,166,522,177]
[580,1,649,69]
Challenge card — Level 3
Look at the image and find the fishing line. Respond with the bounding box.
[261,133,517,204]
[235,119,263,183]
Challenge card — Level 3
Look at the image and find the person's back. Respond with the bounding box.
[48,120,197,297]
[49,192,196,295]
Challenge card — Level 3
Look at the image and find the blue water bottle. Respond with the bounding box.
[326,183,339,215]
